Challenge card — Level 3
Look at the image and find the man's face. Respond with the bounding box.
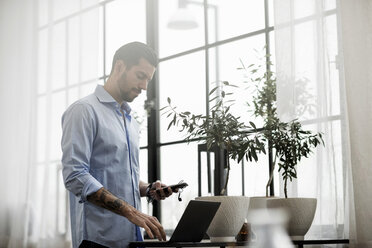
[117,58,156,102]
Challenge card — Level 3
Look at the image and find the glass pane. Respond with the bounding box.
[80,81,100,98]
[38,0,48,27]
[295,124,319,198]
[226,159,243,196]
[51,22,66,91]
[294,0,316,19]
[32,164,46,230]
[208,35,266,127]
[81,7,101,82]
[244,152,270,197]
[139,148,149,215]
[268,0,274,27]
[325,14,340,116]
[57,165,68,234]
[296,120,343,202]
[37,96,47,163]
[105,0,146,73]
[325,0,336,10]
[38,29,47,94]
[208,0,265,43]
[53,0,80,21]
[159,51,206,143]
[46,163,59,232]
[158,0,204,58]
[68,86,79,106]
[68,8,102,84]
[82,0,99,9]
[269,30,276,73]
[198,151,213,196]
[293,20,318,121]
[129,90,148,147]
[50,91,67,160]
[160,143,199,230]
[68,16,80,86]
[33,163,59,233]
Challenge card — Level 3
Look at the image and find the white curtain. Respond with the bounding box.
[274,0,372,246]
[0,0,100,247]
[339,0,372,247]
[273,0,351,242]
[0,0,38,246]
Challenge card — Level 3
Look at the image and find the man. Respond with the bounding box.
[62,42,173,248]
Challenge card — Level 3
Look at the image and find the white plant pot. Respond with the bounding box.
[248,196,279,211]
[266,197,317,240]
[195,196,250,242]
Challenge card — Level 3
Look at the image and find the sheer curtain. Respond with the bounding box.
[0,0,38,246]
[274,0,372,246]
[0,0,100,247]
[273,0,351,242]
[339,0,372,247]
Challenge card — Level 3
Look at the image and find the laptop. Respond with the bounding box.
[131,200,221,246]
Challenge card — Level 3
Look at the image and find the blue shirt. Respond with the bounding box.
[61,85,142,248]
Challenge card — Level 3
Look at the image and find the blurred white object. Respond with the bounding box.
[266,198,317,240]
[248,208,294,248]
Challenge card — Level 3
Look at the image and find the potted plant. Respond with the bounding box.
[241,54,324,240]
[161,81,264,241]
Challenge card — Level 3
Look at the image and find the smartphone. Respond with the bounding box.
[155,182,188,195]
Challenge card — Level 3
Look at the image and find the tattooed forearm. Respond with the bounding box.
[87,188,132,216]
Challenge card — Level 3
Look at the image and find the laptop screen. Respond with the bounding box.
[168,200,221,242]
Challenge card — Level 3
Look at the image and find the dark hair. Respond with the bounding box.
[110,42,158,74]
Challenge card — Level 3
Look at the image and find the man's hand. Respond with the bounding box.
[126,207,166,241]
[149,180,178,201]
[87,187,166,241]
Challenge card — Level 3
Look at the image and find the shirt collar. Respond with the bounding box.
[121,101,132,114]
[94,85,132,114]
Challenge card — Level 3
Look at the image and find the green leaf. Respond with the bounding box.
[167,97,171,104]
[159,106,168,111]
[167,120,173,130]
[252,148,258,161]
[209,95,218,103]
[249,121,256,129]
[209,86,219,96]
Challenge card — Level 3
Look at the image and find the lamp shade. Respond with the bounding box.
[167,8,198,30]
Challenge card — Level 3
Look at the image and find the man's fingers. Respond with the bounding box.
[141,213,166,241]
[156,189,166,198]
[154,180,162,189]
[151,181,174,201]
[145,217,166,241]
[150,216,166,240]
[127,209,166,241]
[143,225,154,239]
[165,187,173,197]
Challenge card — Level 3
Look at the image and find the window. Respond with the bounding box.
[36,0,148,237]
[37,0,343,238]
[154,0,276,231]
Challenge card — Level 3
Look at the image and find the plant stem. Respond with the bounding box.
[220,156,230,195]
[284,177,288,198]
[266,154,277,197]
[266,164,275,197]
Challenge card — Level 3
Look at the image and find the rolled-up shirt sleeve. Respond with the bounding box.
[61,103,103,203]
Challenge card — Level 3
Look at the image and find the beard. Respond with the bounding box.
[118,72,140,102]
